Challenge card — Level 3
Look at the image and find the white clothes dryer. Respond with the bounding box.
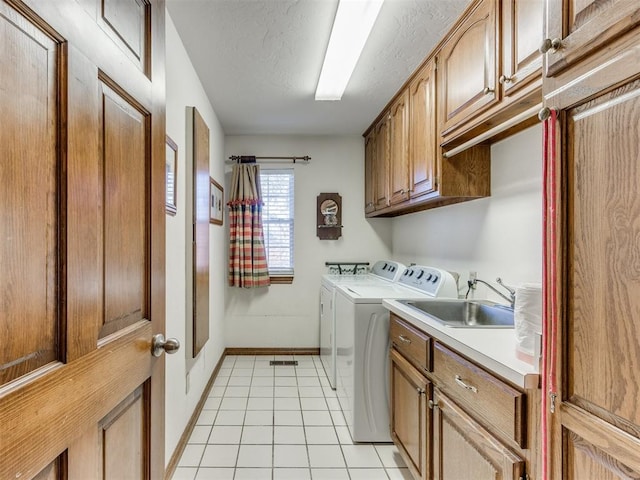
[334,266,458,442]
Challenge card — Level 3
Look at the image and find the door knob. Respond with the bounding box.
[151,334,181,357]
[499,75,512,84]
[539,38,562,54]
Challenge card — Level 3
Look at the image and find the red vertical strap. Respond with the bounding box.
[541,109,558,480]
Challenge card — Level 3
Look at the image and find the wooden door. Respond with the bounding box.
[374,113,390,210]
[390,349,430,480]
[544,26,640,479]
[0,0,167,478]
[439,0,498,137]
[364,130,376,214]
[501,0,543,95]
[432,389,525,480]
[389,90,410,206]
[408,59,437,198]
[544,0,640,77]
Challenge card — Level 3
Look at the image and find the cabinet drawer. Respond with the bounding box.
[432,342,526,447]
[390,314,432,373]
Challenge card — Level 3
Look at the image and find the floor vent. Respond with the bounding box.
[269,360,298,366]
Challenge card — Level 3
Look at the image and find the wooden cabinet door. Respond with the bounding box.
[374,113,390,209]
[439,0,499,136]
[433,389,525,480]
[364,130,376,214]
[545,36,640,480]
[501,0,543,95]
[0,0,166,478]
[408,59,437,198]
[545,0,640,77]
[390,349,431,480]
[389,90,410,206]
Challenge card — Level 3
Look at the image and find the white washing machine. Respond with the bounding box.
[334,265,458,442]
[320,261,405,389]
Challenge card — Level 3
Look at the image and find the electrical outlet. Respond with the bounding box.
[469,271,477,289]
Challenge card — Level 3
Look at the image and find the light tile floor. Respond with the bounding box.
[172,355,411,480]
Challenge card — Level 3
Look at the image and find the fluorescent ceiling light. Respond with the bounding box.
[315,0,385,101]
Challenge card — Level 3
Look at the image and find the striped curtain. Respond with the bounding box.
[227,163,271,288]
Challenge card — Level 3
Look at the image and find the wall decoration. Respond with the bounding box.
[317,193,342,240]
[165,135,178,215]
[210,177,224,225]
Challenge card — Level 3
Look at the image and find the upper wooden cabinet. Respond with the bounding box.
[389,91,410,206]
[364,131,376,214]
[501,0,544,96]
[408,59,437,199]
[439,0,499,137]
[544,0,640,78]
[374,113,390,210]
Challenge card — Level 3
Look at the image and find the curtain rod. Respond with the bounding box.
[227,155,311,164]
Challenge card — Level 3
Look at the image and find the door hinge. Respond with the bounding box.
[550,392,557,413]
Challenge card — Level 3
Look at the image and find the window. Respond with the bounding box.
[260,169,294,280]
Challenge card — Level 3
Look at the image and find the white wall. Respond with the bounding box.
[392,125,543,302]
[165,13,226,464]
[224,135,393,347]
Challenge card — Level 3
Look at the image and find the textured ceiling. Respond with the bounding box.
[166,0,471,135]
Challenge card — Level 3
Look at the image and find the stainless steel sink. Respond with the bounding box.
[399,299,514,328]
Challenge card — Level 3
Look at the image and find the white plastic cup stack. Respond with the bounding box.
[514,283,542,363]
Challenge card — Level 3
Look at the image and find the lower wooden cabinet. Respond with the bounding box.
[390,349,431,480]
[432,388,526,480]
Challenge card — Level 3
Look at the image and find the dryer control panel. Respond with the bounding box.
[398,266,459,298]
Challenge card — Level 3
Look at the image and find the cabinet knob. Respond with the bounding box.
[366,202,374,207]
[482,87,494,95]
[416,388,425,396]
[428,400,438,410]
[539,38,562,54]
[538,107,554,122]
[498,75,512,85]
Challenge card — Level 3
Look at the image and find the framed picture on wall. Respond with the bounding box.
[210,177,224,225]
[165,135,178,216]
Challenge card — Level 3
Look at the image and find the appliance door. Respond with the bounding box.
[335,289,392,442]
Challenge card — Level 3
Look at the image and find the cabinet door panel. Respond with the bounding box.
[364,131,376,214]
[433,389,525,480]
[389,91,410,205]
[374,115,390,209]
[545,0,640,77]
[409,60,437,198]
[440,0,498,136]
[502,0,543,95]
[390,349,430,480]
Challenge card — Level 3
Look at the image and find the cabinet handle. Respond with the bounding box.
[366,202,374,207]
[539,38,562,54]
[398,335,412,344]
[538,107,554,122]
[483,87,494,95]
[498,75,512,84]
[416,388,425,395]
[454,375,478,393]
[428,399,438,410]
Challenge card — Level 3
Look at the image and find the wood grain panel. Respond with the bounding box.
[390,349,430,480]
[33,459,59,480]
[374,114,390,209]
[364,131,376,213]
[192,107,210,357]
[100,78,150,339]
[102,386,147,480]
[433,389,525,480]
[565,430,640,479]
[389,90,410,205]
[101,0,150,73]
[567,79,640,431]
[439,0,498,135]
[408,59,436,198]
[0,0,60,385]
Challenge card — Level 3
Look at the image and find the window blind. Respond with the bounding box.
[260,169,294,276]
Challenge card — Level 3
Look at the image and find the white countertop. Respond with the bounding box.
[383,299,540,389]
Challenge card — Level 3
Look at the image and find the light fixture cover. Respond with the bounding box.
[315,0,385,101]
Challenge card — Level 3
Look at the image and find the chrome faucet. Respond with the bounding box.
[470,277,516,308]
